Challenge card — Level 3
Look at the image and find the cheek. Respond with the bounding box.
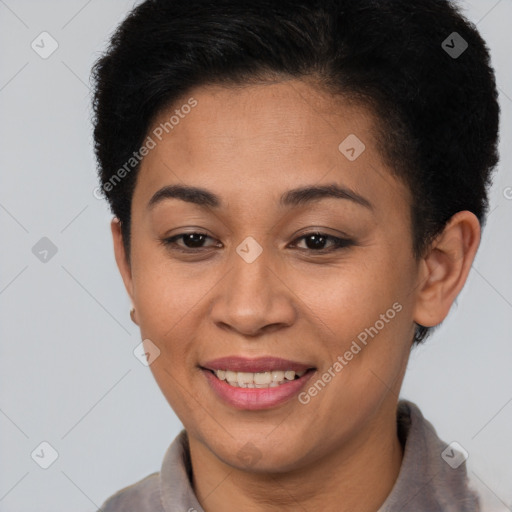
[297,249,415,380]
[131,255,204,416]
[298,256,405,334]
[131,237,197,323]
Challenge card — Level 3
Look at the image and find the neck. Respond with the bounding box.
[188,400,403,512]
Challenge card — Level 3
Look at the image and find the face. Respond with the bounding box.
[115,79,422,472]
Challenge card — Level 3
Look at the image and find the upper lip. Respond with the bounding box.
[201,356,315,373]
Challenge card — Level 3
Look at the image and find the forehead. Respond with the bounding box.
[147,79,374,159]
[134,79,409,214]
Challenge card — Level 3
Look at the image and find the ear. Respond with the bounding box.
[111,217,137,324]
[413,210,481,328]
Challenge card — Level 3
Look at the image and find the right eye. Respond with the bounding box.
[160,232,222,252]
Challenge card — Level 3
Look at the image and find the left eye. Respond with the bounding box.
[290,232,353,252]
[161,231,352,253]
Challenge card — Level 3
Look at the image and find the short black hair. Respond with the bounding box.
[91,0,500,344]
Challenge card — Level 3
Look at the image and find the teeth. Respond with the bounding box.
[237,372,253,384]
[225,370,237,382]
[213,369,307,388]
[254,372,272,385]
[271,370,285,382]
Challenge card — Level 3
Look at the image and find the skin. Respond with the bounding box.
[111,78,481,512]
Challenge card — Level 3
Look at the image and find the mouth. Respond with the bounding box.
[200,356,317,409]
[204,368,311,388]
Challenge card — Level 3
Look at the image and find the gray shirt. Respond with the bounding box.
[99,400,480,511]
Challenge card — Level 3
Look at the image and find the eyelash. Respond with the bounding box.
[160,231,354,254]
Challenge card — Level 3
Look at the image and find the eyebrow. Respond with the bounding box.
[147,183,373,211]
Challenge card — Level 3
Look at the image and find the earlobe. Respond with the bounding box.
[413,211,481,328]
[110,217,136,307]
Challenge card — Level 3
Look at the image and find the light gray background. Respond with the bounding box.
[0,1,511,510]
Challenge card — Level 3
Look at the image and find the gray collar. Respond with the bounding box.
[377,400,479,511]
[101,400,479,511]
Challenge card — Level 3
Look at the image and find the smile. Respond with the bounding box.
[201,368,317,411]
[211,369,307,388]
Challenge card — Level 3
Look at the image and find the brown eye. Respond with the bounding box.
[161,232,221,252]
[291,232,353,252]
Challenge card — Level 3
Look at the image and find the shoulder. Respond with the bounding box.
[380,400,481,511]
[98,472,163,512]
[97,429,193,512]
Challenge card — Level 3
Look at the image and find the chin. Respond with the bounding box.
[215,433,310,473]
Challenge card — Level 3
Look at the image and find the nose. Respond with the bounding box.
[209,242,297,337]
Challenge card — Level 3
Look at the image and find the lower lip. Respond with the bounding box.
[201,368,316,410]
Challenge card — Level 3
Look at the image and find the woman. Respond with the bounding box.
[91,0,500,510]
